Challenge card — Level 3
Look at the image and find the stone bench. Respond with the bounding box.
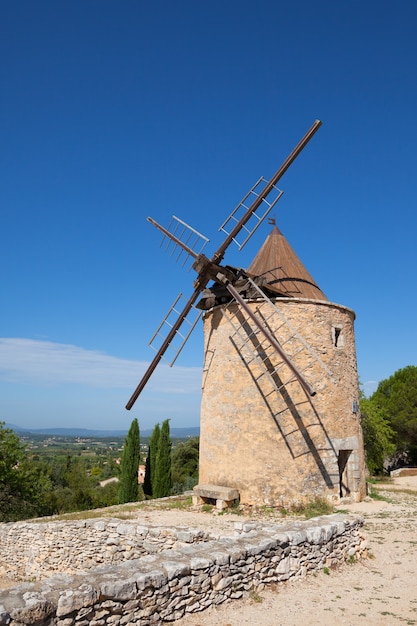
[193,484,240,510]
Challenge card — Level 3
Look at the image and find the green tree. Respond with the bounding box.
[360,397,395,475]
[63,456,95,511]
[153,419,172,498]
[0,422,53,521]
[93,480,119,508]
[144,423,160,497]
[171,437,199,493]
[371,366,417,464]
[119,418,140,503]
[143,446,152,497]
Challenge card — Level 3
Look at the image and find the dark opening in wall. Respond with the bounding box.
[332,325,344,348]
[338,449,352,498]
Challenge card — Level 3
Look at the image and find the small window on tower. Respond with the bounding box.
[332,325,344,348]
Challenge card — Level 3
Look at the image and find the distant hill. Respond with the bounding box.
[4,423,200,439]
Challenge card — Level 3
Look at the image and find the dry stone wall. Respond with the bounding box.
[0,513,366,625]
[0,518,209,581]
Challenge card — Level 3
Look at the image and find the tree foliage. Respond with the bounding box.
[143,445,152,497]
[153,419,172,499]
[171,437,199,493]
[360,397,395,475]
[0,422,53,521]
[144,423,160,497]
[0,423,124,521]
[40,454,119,514]
[118,418,140,504]
[371,365,417,465]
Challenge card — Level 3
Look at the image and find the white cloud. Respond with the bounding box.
[362,380,378,397]
[0,338,202,393]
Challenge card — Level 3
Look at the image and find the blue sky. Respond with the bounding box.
[1,1,416,432]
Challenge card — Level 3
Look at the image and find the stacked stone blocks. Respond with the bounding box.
[0,513,366,625]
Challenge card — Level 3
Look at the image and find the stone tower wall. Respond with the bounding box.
[199,297,367,506]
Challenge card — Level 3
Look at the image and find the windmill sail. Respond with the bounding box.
[218,177,284,251]
[153,215,209,267]
[149,293,203,366]
[125,288,202,410]
[126,120,322,410]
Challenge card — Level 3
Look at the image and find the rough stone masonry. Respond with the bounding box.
[0,513,366,625]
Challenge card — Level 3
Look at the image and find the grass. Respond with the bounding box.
[30,492,342,524]
[367,476,393,485]
[379,488,417,497]
[368,485,393,503]
[32,509,134,522]
[248,588,263,603]
[291,497,334,519]
[155,496,193,510]
[31,494,194,522]
[218,502,243,516]
[259,505,276,515]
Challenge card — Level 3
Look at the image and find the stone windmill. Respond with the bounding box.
[126,120,367,507]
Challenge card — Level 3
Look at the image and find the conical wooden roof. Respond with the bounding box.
[247,225,328,300]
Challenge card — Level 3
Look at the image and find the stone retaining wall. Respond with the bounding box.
[0,518,209,581]
[0,514,365,625]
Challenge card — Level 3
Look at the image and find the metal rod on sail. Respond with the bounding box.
[125,288,202,410]
[212,119,322,264]
[147,217,200,259]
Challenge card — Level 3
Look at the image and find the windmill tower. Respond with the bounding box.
[126,120,367,507]
[198,224,366,506]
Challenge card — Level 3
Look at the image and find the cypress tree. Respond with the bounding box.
[153,419,172,498]
[119,418,140,504]
[145,423,160,497]
[143,445,152,497]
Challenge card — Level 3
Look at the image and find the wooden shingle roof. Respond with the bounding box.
[247,225,328,301]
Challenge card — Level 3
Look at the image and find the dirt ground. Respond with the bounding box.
[1,475,416,625]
